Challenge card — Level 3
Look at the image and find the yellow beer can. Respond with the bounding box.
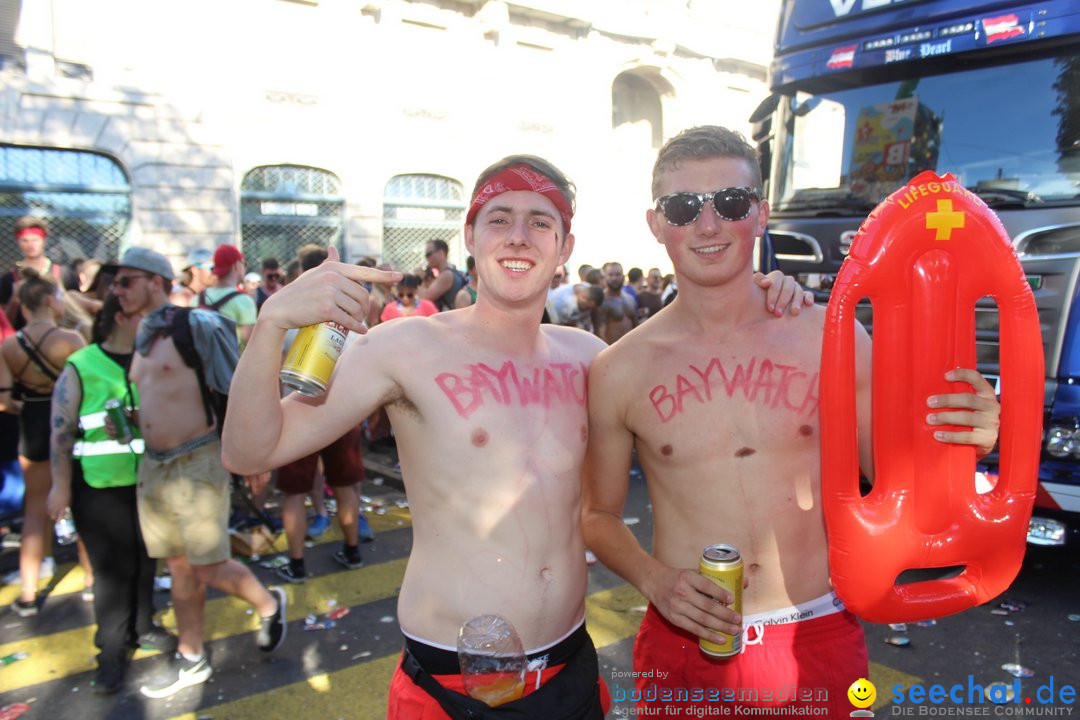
[280,322,349,396]
[698,543,743,657]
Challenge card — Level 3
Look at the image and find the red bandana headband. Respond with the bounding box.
[466,164,572,235]
[15,227,46,240]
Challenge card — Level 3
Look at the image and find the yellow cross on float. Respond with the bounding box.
[925,199,965,240]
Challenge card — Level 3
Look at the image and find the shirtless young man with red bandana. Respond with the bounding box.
[224,154,809,719]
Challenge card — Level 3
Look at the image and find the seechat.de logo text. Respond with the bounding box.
[890,676,1075,716]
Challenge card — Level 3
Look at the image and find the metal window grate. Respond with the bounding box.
[240,165,345,268]
[0,145,131,272]
[383,174,466,273]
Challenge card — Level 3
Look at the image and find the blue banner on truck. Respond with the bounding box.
[773,0,1080,89]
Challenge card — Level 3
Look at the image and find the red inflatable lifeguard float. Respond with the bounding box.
[820,171,1043,623]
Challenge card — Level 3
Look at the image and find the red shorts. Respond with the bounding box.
[276,426,363,495]
[632,603,868,717]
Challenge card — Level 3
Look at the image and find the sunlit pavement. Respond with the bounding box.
[1,455,1077,719]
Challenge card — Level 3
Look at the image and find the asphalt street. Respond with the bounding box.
[0,458,1077,719]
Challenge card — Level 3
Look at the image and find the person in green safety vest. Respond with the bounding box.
[47,293,178,695]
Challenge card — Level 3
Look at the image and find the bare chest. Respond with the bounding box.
[395,356,591,457]
[629,350,822,464]
[130,337,196,391]
[428,357,586,417]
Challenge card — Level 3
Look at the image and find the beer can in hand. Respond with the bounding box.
[104,398,134,445]
[698,543,743,657]
[280,322,349,396]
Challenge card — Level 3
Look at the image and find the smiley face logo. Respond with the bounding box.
[848,677,876,709]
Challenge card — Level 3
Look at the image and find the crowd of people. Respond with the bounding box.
[0,124,1002,718]
[0,232,360,697]
[0,217,679,702]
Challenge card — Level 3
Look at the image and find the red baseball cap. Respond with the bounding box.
[211,244,244,277]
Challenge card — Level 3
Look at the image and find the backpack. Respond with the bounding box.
[437,268,467,311]
[197,289,245,313]
[168,307,230,434]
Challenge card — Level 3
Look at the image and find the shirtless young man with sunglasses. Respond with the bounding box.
[582,126,1002,717]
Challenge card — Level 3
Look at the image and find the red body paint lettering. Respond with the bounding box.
[649,355,818,422]
[435,361,588,419]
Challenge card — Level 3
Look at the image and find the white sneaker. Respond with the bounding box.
[2,557,54,586]
[140,652,212,699]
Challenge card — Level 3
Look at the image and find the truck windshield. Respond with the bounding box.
[773,52,1080,214]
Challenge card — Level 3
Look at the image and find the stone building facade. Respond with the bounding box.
[0,0,778,274]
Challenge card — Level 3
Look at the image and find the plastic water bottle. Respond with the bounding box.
[457,614,527,707]
[54,509,77,545]
[0,652,28,666]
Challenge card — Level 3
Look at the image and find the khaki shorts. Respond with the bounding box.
[137,438,231,565]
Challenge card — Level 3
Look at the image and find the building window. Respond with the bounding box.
[240,164,345,268]
[0,145,131,271]
[612,71,667,148]
[382,174,465,273]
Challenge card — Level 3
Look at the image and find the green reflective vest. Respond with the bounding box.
[66,344,143,488]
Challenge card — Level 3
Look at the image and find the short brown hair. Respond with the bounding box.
[651,126,761,199]
[297,244,328,272]
[14,216,47,237]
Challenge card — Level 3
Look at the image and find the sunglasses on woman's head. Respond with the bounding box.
[654,186,760,226]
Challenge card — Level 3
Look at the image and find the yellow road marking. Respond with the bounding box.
[171,584,649,720]
[0,507,411,605]
[0,508,411,694]
[0,562,89,605]
[176,583,921,720]
[170,652,401,720]
[3,509,922,720]
[870,661,922,710]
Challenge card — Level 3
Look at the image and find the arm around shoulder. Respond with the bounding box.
[581,347,652,587]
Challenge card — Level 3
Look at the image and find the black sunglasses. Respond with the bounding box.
[111,273,151,289]
[655,187,760,226]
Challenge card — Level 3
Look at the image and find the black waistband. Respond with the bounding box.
[403,623,587,676]
[12,382,51,401]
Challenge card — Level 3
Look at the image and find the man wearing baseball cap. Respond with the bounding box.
[106,246,287,698]
[171,248,213,307]
[103,246,176,282]
[198,244,257,347]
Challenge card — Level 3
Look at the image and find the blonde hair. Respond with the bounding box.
[652,125,762,199]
